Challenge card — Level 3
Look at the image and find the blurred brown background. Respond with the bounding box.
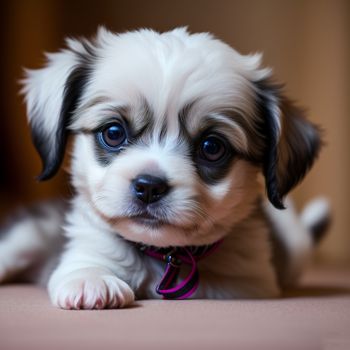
[0,0,349,266]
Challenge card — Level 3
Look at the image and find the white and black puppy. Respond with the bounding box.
[0,27,329,309]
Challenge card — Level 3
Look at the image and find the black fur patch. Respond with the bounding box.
[93,136,124,166]
[255,83,285,209]
[310,213,331,244]
[94,133,129,167]
[195,157,237,185]
[178,104,237,185]
[255,81,321,209]
[193,132,236,185]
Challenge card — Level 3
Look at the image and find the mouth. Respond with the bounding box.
[130,213,167,228]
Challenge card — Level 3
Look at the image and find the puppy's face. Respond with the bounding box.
[22,28,321,246]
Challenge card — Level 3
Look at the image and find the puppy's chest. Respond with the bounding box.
[136,215,276,299]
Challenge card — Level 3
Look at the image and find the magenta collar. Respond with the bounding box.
[137,240,223,300]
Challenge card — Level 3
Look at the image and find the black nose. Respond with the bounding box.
[132,175,170,204]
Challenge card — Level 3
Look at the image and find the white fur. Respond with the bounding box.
[0,28,324,309]
[21,50,79,148]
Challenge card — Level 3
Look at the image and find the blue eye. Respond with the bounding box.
[98,123,127,150]
[200,136,226,162]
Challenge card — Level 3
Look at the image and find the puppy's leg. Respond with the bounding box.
[49,265,136,310]
[48,244,138,309]
[48,203,145,309]
[0,203,65,284]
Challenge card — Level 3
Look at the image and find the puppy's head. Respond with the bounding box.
[22,28,320,246]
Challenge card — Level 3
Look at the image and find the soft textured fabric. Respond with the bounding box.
[0,267,349,350]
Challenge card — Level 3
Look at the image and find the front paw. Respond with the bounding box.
[49,268,135,310]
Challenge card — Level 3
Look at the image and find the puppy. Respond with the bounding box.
[0,27,329,309]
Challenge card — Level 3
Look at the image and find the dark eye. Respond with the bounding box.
[200,136,227,162]
[98,123,127,150]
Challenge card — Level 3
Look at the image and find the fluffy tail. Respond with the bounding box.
[300,197,331,245]
[264,197,331,288]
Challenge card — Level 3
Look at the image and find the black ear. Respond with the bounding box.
[32,65,91,180]
[22,40,94,180]
[256,81,321,209]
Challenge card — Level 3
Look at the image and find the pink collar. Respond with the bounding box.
[137,240,223,299]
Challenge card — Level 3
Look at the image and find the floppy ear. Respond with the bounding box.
[256,81,321,209]
[21,38,95,180]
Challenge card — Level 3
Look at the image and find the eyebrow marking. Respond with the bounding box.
[203,114,249,151]
[158,119,168,143]
[69,95,156,137]
[76,96,110,112]
[69,96,129,131]
[220,108,267,160]
[176,100,199,143]
[178,100,197,127]
[131,98,155,143]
